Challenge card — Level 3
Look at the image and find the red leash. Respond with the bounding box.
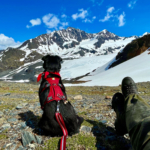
[55,101,68,150]
[55,111,68,150]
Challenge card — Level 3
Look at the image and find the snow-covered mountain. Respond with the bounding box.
[0,27,150,85]
[17,27,134,58]
[0,27,138,72]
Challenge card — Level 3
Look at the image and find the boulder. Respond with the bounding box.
[21,131,37,147]
[21,131,43,147]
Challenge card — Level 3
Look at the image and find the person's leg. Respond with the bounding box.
[142,140,150,150]
[121,77,150,150]
[112,92,128,135]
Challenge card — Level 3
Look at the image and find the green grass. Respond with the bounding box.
[36,133,97,150]
[0,129,9,140]
[0,103,16,111]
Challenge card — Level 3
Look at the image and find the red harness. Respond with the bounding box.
[37,71,68,150]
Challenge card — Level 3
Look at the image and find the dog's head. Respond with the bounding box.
[42,55,63,72]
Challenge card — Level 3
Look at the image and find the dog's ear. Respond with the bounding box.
[42,55,50,61]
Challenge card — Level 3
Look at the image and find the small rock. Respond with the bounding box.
[105,96,112,99]
[10,135,18,141]
[35,135,43,144]
[20,122,27,129]
[0,111,4,117]
[6,143,12,148]
[0,117,6,126]
[100,120,107,124]
[0,101,4,105]
[11,143,17,150]
[10,111,18,116]
[85,104,93,109]
[16,105,23,109]
[39,110,43,114]
[74,95,83,100]
[3,109,10,115]
[2,144,7,149]
[28,143,36,149]
[5,142,17,150]
[80,126,92,133]
[7,117,18,123]
[29,105,35,109]
[22,103,28,107]
[17,146,25,150]
[1,123,11,129]
[81,103,87,108]
[4,93,11,96]
[34,102,40,107]
[95,114,103,120]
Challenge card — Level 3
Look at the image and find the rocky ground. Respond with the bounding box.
[0,81,150,150]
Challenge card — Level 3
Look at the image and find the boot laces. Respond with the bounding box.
[125,84,136,94]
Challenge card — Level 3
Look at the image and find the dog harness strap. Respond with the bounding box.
[40,83,50,95]
[37,71,60,82]
[37,73,43,82]
[39,71,66,110]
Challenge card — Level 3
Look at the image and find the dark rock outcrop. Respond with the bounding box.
[0,48,25,72]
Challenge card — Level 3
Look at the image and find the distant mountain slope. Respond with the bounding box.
[0,27,137,72]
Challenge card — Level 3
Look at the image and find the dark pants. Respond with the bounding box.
[124,94,150,150]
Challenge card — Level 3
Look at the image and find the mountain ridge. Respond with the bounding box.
[0,27,138,72]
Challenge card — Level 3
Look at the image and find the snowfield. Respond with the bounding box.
[64,49,150,86]
[60,53,117,79]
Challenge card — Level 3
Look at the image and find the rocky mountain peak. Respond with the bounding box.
[142,32,150,36]
[66,27,80,31]
[101,29,108,33]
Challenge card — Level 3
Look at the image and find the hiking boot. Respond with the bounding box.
[112,92,128,136]
[121,77,138,98]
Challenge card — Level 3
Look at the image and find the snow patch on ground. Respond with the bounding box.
[35,66,42,69]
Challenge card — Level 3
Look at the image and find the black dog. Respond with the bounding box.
[38,55,84,137]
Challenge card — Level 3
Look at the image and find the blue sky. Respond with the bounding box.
[0,0,150,50]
